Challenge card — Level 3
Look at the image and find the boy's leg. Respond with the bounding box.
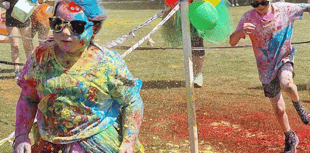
[279,64,310,125]
[265,80,298,153]
[270,94,299,152]
[269,93,291,133]
[279,69,299,102]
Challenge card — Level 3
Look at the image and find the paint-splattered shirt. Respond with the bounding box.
[18,41,143,144]
[237,2,310,84]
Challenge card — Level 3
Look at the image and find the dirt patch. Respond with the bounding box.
[140,86,310,152]
[2,79,310,152]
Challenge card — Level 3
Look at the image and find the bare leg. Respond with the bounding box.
[6,26,20,71]
[279,70,310,124]
[19,26,33,59]
[37,25,49,45]
[269,93,291,133]
[190,25,205,87]
[279,70,299,102]
[192,55,205,76]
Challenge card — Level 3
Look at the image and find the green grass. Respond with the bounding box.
[1,5,310,152]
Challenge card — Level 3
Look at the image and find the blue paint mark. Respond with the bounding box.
[260,26,292,57]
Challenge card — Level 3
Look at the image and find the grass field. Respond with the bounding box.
[1,5,310,153]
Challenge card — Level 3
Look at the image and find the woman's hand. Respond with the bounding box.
[242,23,256,35]
[14,135,31,153]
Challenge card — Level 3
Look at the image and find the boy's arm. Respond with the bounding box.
[286,3,310,21]
[229,14,249,47]
[230,21,256,47]
[229,28,245,46]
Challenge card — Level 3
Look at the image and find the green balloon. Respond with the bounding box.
[189,0,219,31]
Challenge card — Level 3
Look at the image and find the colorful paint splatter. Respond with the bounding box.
[18,41,144,151]
[236,3,310,84]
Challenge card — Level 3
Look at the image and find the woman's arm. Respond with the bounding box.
[106,50,144,152]
[111,78,143,153]
[14,92,39,153]
[14,58,40,153]
[119,95,143,152]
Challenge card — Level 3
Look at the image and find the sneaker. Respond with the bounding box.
[194,73,203,88]
[14,70,21,80]
[236,3,239,6]
[293,101,310,125]
[284,131,299,153]
[231,4,235,7]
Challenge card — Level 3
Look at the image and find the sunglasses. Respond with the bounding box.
[250,1,269,8]
[49,17,87,35]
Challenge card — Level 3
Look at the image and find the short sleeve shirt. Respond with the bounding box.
[237,2,310,84]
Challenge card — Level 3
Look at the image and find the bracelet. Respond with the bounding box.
[12,133,28,149]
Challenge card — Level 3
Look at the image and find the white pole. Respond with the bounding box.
[180,0,199,153]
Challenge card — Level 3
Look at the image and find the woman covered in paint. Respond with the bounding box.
[13,0,144,152]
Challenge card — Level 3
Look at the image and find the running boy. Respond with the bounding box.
[229,1,310,152]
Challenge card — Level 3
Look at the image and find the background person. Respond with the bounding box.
[30,0,53,45]
[1,0,33,79]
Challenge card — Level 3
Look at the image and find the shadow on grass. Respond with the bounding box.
[0,69,14,73]
[0,120,15,127]
[0,68,15,79]
[142,80,185,89]
[248,84,308,91]
[248,84,310,103]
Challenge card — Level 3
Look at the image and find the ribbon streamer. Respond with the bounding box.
[103,9,166,49]
[120,3,180,58]
[0,132,14,146]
